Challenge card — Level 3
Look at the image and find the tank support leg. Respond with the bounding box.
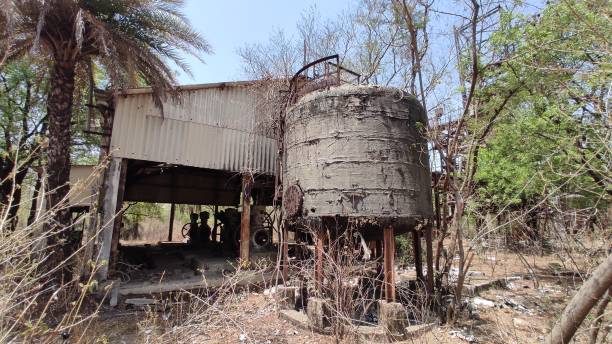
[413,229,424,283]
[425,222,435,293]
[240,174,252,264]
[383,226,396,302]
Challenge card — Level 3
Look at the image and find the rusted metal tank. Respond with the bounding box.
[283,84,433,227]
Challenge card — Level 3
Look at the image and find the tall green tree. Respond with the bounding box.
[0,60,48,229]
[0,0,210,276]
[475,0,611,216]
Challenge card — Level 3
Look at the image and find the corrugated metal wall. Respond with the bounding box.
[110,83,277,175]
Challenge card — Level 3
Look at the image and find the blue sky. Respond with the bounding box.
[178,1,354,85]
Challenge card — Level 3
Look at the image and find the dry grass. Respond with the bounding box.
[1,160,609,343]
[0,164,108,343]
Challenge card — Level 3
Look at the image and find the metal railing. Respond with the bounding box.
[288,54,361,104]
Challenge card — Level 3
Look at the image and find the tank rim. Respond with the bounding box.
[289,84,422,110]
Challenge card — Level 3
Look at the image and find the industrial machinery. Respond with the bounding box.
[280,56,434,304]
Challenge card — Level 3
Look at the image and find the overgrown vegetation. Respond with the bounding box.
[0,0,609,343]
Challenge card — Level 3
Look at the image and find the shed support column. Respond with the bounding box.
[167,203,175,242]
[109,159,127,277]
[240,174,252,264]
[383,226,396,302]
[98,157,125,280]
[413,229,424,283]
[425,223,434,294]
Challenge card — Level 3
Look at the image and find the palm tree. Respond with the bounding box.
[0,0,210,275]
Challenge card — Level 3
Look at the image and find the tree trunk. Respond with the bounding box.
[6,168,28,230]
[589,287,611,344]
[27,168,43,226]
[0,160,15,217]
[44,60,76,280]
[547,253,612,344]
[0,159,29,230]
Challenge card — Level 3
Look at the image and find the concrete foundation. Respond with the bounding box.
[378,300,408,336]
[307,297,330,330]
[275,286,298,310]
[277,297,435,342]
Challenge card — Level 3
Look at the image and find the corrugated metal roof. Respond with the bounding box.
[110,83,277,175]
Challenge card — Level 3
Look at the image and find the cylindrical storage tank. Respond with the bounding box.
[284,85,432,226]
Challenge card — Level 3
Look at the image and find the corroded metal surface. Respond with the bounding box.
[283,183,304,218]
[111,82,276,175]
[284,84,433,219]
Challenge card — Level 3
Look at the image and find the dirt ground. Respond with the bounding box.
[83,248,607,344]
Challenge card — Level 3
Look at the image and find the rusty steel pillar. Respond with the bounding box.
[240,174,252,264]
[413,229,424,284]
[383,226,396,302]
[167,203,175,242]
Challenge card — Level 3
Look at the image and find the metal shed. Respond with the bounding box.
[110,81,276,174]
[98,81,278,279]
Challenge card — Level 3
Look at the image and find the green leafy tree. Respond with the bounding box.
[0,60,48,229]
[475,0,610,229]
[1,0,210,275]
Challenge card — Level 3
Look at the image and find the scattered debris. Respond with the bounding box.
[512,317,531,329]
[109,283,119,307]
[405,323,435,339]
[463,275,523,296]
[538,284,562,294]
[124,298,156,306]
[467,270,485,277]
[263,286,276,296]
[450,328,478,342]
[498,297,534,315]
[472,297,495,309]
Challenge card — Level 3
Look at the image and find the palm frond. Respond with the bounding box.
[1,0,211,107]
